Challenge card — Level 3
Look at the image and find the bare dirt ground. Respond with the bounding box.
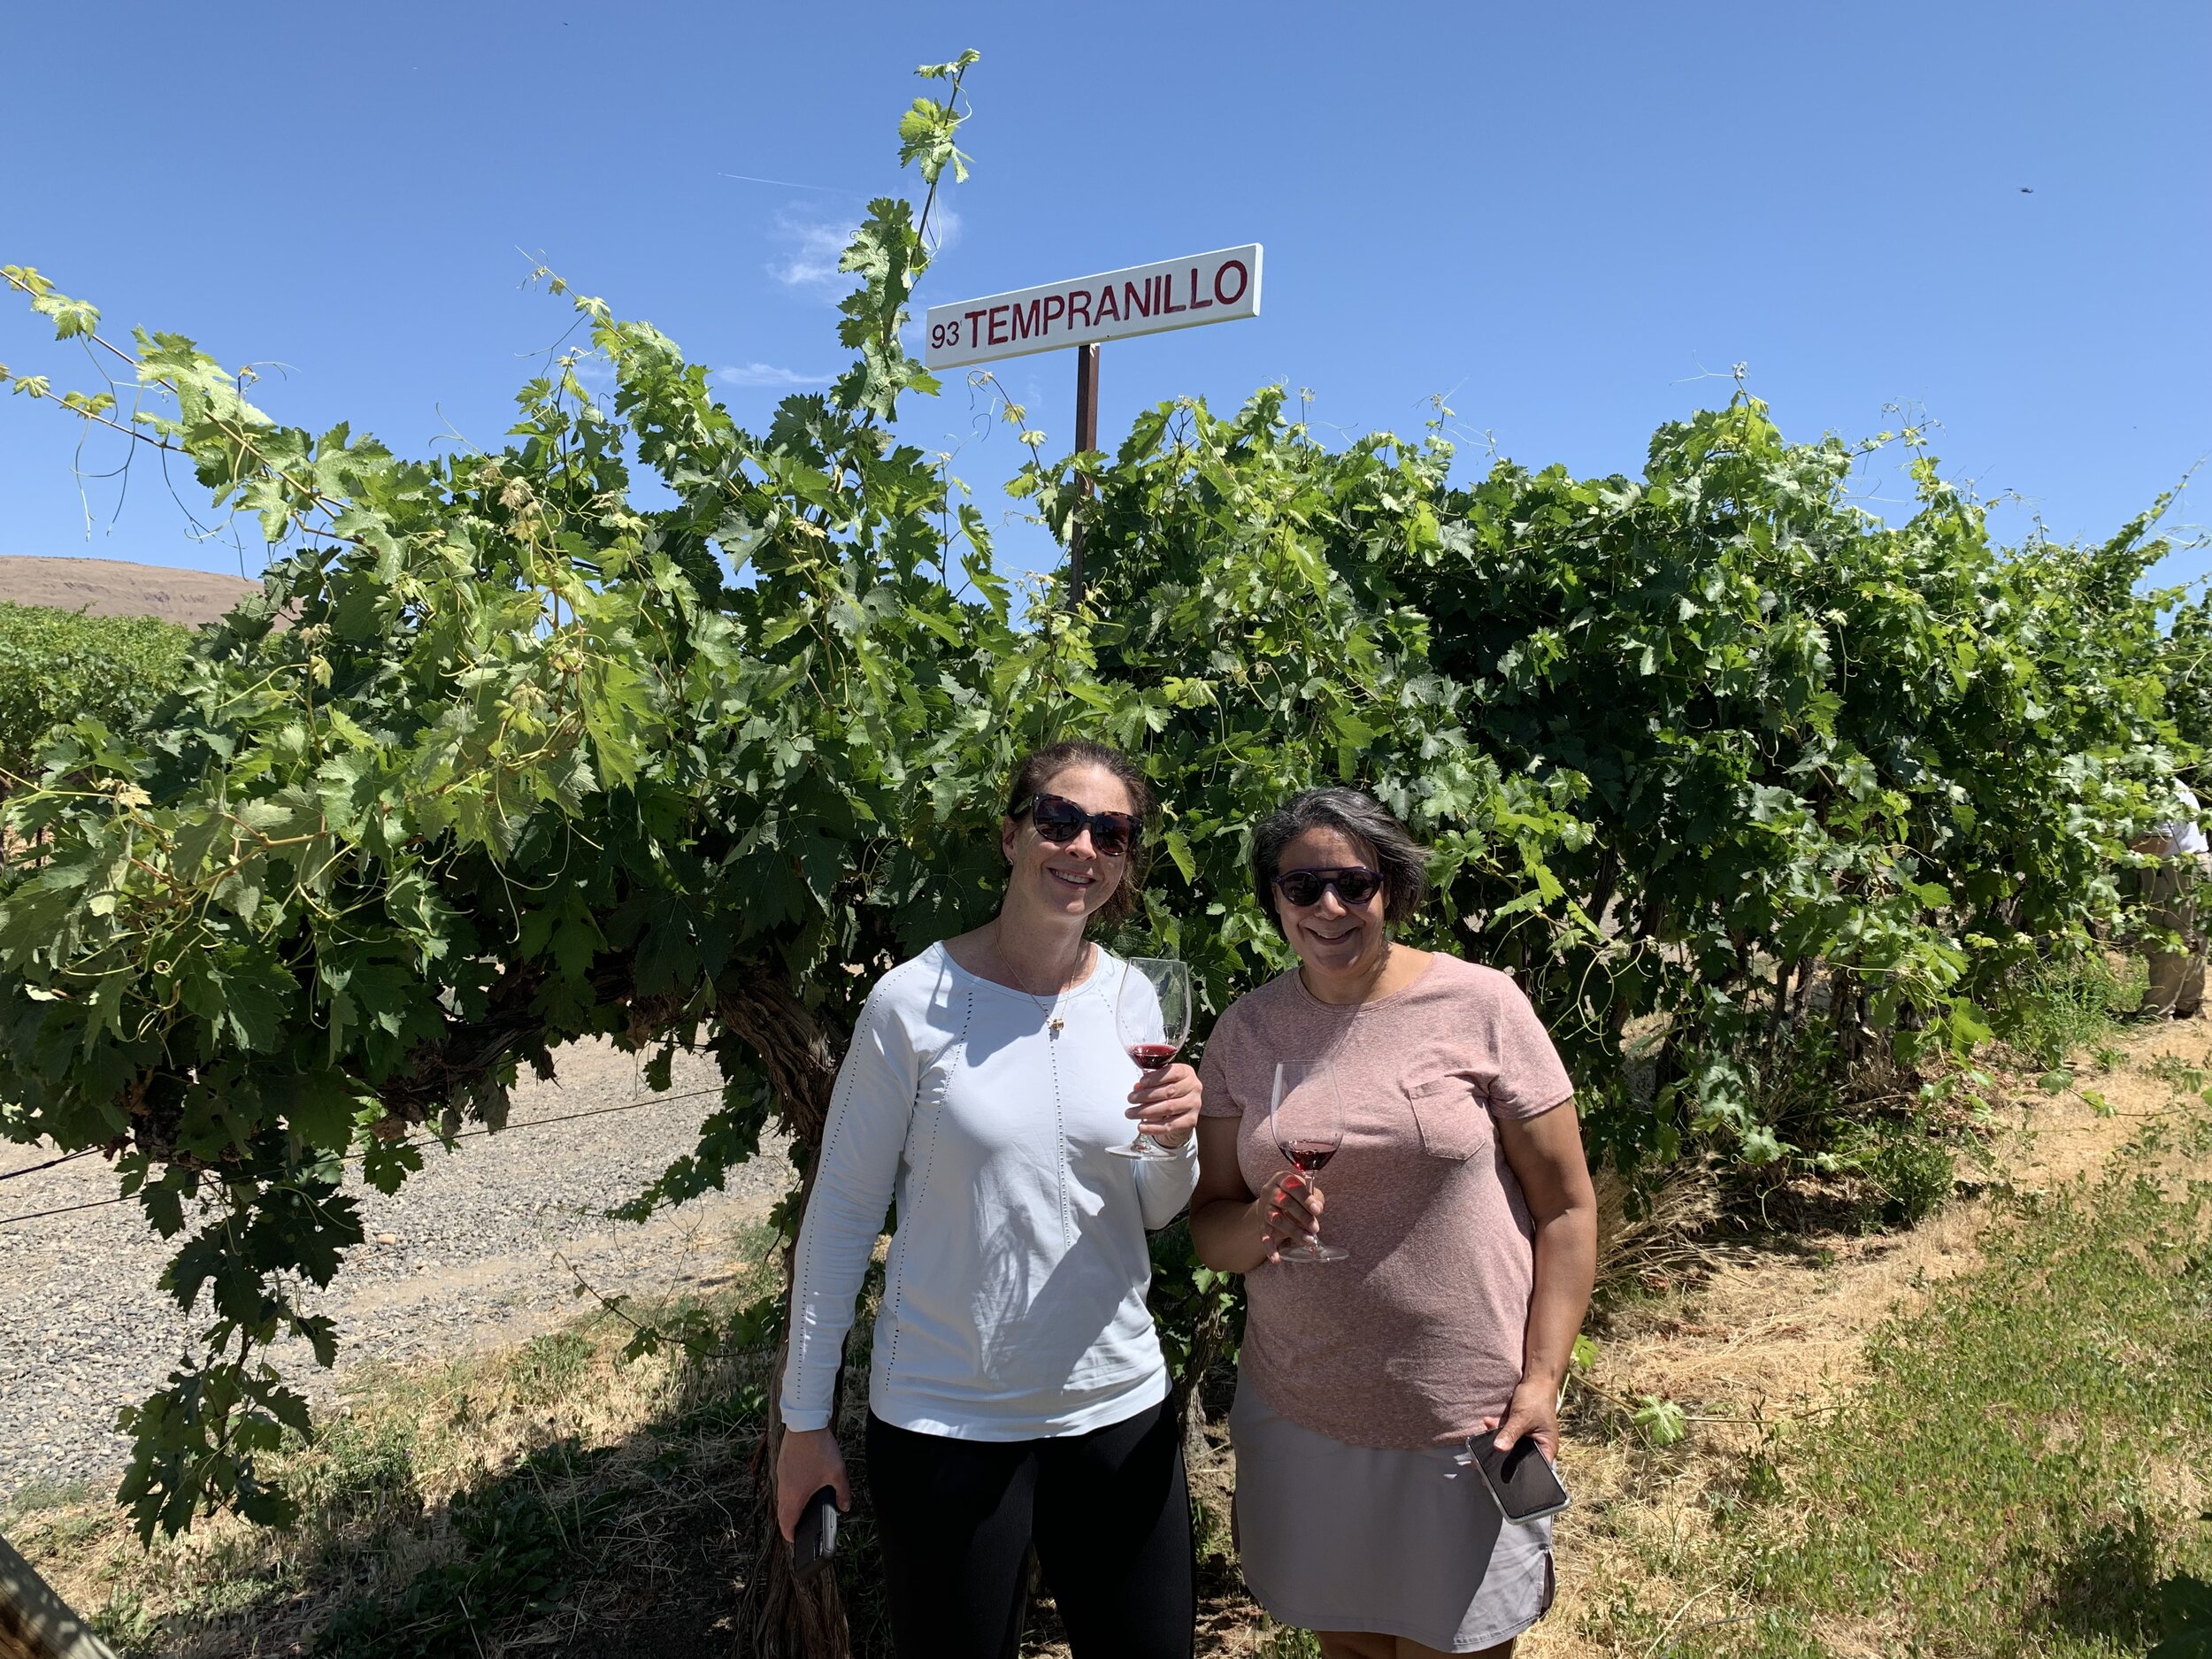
[0,1040,788,1502]
[0,557,258,627]
[1518,1015,2212,1659]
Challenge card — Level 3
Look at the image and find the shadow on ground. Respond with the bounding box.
[16,1323,1272,1658]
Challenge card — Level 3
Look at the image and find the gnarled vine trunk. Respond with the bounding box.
[721,972,855,1658]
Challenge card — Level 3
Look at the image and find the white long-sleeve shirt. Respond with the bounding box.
[2154,780,2209,856]
[780,942,1200,1439]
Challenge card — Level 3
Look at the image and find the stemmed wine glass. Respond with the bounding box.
[1110,957,1193,1160]
[1269,1061,1349,1261]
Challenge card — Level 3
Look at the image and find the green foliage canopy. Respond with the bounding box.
[1067,388,2186,1171]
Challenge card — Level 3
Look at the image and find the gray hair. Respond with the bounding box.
[1250,787,1430,937]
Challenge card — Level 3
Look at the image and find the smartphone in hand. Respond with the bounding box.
[792,1484,840,1581]
[1468,1435,1570,1524]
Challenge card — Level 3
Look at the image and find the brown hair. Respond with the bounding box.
[1003,740,1156,922]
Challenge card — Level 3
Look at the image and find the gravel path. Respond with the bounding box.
[0,1041,792,1502]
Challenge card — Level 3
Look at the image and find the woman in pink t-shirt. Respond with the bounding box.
[1190,787,1598,1658]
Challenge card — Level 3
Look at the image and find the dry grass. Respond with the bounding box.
[1524,1013,2212,1659]
[1592,1162,1725,1294]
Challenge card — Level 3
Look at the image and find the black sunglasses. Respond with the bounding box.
[1010,793,1141,858]
[1271,866,1385,908]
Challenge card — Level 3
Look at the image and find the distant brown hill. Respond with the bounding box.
[0,557,260,628]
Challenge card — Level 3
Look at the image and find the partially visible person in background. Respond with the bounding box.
[2136,777,2209,1018]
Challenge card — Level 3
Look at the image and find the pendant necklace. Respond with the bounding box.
[992,923,1084,1037]
[1303,940,1391,1063]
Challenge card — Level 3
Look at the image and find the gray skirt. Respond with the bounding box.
[1229,1379,1555,1652]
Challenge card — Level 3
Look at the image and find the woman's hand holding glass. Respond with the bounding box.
[1112,956,1196,1158]
[1266,1061,1349,1261]
[1125,1061,1201,1148]
[1256,1167,1327,1263]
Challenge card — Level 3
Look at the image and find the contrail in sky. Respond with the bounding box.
[718,171,865,196]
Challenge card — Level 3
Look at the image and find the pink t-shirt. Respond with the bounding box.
[1198,952,1575,1449]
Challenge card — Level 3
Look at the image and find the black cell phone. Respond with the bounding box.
[1471,1434,1571,1524]
[792,1484,840,1580]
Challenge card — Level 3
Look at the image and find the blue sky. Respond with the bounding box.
[3,2,2207,588]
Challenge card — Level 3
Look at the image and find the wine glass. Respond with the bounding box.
[1109,957,1193,1160]
[1268,1061,1349,1261]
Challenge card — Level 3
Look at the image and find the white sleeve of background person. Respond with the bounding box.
[2173,782,2209,856]
[780,983,918,1432]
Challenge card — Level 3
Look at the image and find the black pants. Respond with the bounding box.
[865,1400,1194,1659]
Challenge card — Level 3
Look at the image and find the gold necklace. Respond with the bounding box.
[1300,940,1395,1009]
[990,923,1087,1037]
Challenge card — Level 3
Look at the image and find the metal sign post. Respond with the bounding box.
[1071,343,1099,603]
[924,244,1263,606]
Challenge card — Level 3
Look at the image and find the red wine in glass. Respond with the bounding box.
[1268,1062,1349,1260]
[1280,1140,1337,1174]
[1110,959,1193,1160]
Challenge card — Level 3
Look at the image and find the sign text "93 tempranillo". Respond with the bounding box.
[923,244,1263,369]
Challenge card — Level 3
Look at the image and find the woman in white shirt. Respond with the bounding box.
[774,741,1203,1658]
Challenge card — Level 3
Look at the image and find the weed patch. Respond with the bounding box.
[1585,1168,2212,1657]
[315,1440,623,1658]
[1991,950,2148,1071]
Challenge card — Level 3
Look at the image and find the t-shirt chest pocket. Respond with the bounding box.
[1403,1075,1492,1161]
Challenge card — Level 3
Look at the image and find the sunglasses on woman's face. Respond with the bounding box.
[1271,866,1386,908]
[1012,793,1141,858]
